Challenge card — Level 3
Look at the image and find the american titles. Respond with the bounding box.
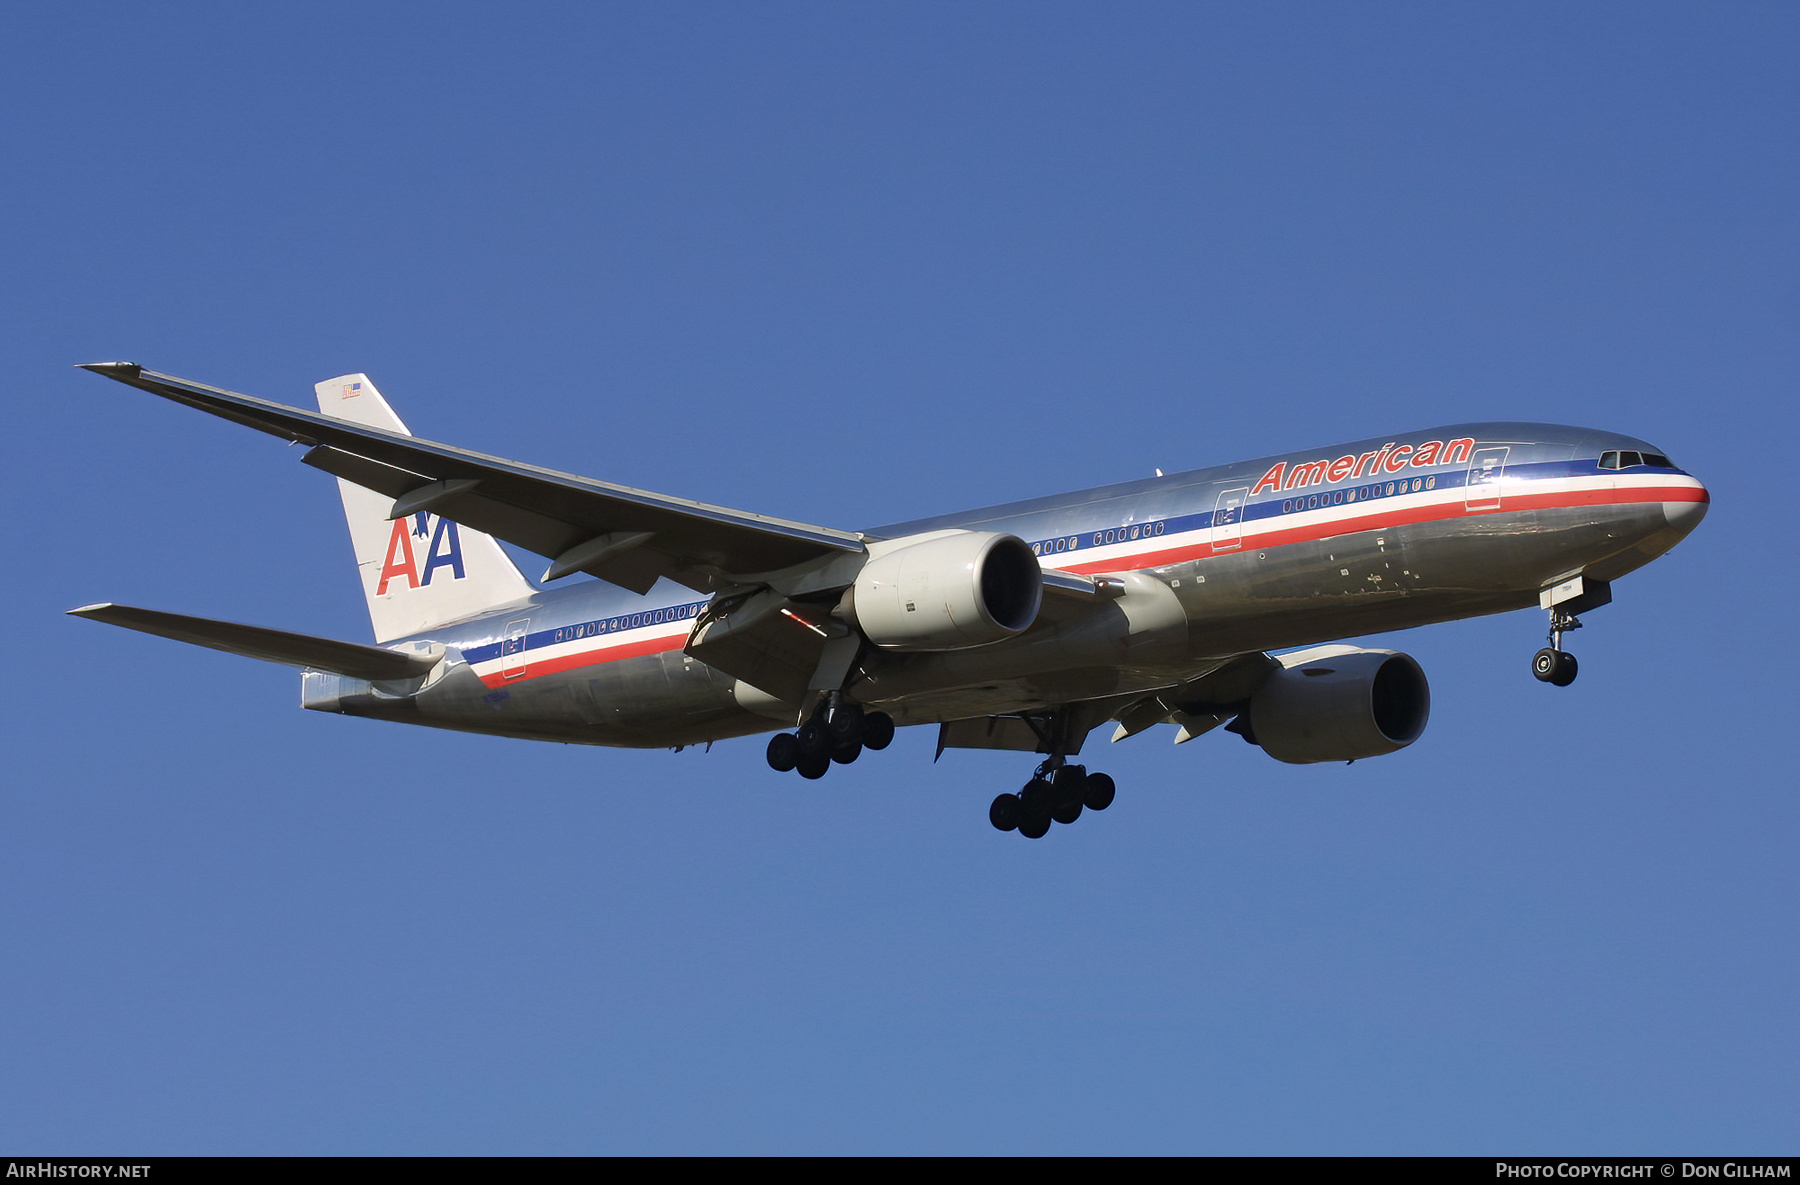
[1251,437,1476,497]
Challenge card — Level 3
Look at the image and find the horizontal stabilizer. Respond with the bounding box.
[67,603,440,680]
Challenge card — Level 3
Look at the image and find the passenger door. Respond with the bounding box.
[1464,447,1509,511]
[501,617,530,680]
[1211,487,1249,552]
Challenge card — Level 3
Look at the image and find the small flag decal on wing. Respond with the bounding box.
[342,381,363,399]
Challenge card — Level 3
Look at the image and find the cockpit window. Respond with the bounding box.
[1599,450,1671,470]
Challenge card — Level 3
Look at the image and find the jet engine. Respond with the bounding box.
[1243,645,1430,764]
[846,530,1042,651]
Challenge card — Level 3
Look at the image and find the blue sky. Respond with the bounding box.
[3,2,1795,1154]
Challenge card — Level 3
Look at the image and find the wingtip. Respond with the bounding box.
[77,361,142,379]
[67,603,115,617]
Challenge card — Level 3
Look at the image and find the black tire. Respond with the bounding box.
[1018,809,1051,839]
[796,752,830,780]
[766,732,800,773]
[831,740,862,765]
[1020,777,1054,813]
[861,711,895,751]
[989,793,1022,832]
[796,718,830,757]
[826,703,864,744]
[1532,647,1560,683]
[1083,772,1116,811]
[1051,765,1088,809]
[1550,651,1579,687]
[1051,799,1083,825]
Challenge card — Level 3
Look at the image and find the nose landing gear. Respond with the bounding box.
[1532,607,1582,686]
[1532,576,1611,687]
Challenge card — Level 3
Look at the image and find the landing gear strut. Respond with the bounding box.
[1532,607,1581,687]
[765,698,895,779]
[989,758,1116,840]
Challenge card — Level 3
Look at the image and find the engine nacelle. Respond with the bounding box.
[848,530,1042,651]
[1247,645,1430,764]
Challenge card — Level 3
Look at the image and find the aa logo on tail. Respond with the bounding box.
[377,513,466,594]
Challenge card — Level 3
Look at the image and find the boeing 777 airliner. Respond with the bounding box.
[70,364,1708,839]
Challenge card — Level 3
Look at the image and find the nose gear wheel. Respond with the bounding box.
[1532,607,1583,686]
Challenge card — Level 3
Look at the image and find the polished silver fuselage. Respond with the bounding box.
[308,422,1707,747]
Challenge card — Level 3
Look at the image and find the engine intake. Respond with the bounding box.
[849,530,1042,651]
[1247,645,1430,764]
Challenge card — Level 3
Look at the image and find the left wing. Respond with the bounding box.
[934,651,1280,755]
[80,363,866,593]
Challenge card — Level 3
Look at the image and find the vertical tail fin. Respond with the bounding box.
[315,374,535,642]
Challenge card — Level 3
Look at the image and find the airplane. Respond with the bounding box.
[68,363,1709,839]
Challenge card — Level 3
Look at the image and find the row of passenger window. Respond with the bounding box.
[1032,520,1171,555]
[1091,521,1169,547]
[551,601,703,644]
[1281,476,1437,514]
[1599,450,1673,470]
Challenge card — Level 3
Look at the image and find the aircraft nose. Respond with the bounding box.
[1662,476,1709,537]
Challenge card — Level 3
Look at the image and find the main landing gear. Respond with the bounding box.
[1532,607,1581,687]
[988,761,1116,840]
[765,700,896,779]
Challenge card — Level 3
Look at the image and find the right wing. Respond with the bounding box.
[81,363,867,593]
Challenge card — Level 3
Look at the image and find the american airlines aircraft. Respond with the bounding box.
[70,364,1708,839]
